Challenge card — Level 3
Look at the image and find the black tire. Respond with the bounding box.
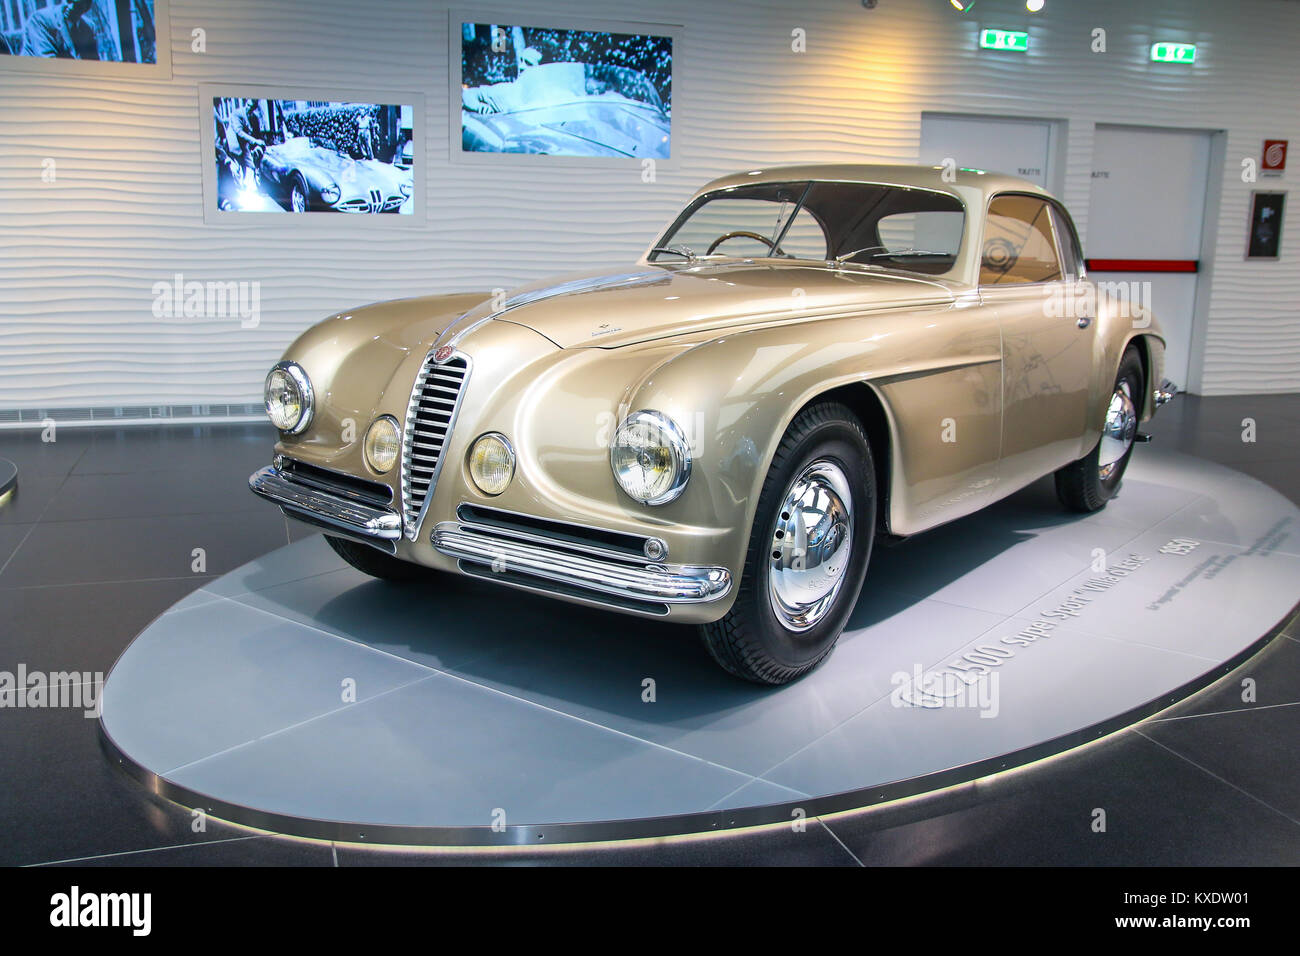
[698,402,877,685]
[289,174,309,213]
[1055,345,1145,512]
[325,535,432,582]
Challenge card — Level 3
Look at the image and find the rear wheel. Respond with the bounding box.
[325,535,432,582]
[1055,345,1145,512]
[699,402,876,685]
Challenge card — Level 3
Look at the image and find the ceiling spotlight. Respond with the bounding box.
[1026,0,1045,11]
[950,0,976,10]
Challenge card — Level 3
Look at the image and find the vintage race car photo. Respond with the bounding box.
[250,164,1175,684]
[212,98,414,214]
[259,135,413,213]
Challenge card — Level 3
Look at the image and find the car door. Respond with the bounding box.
[979,193,1097,495]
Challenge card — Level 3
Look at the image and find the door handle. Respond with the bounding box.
[1077,316,1092,329]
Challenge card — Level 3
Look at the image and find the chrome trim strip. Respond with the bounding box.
[273,456,393,505]
[452,518,654,567]
[455,502,663,560]
[456,561,671,617]
[249,465,401,541]
[400,350,472,541]
[432,522,732,604]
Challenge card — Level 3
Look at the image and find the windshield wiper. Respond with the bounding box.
[650,245,697,262]
[833,245,889,265]
[834,247,949,266]
[875,249,950,257]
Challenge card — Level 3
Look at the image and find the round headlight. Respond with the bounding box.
[468,433,515,496]
[363,416,401,474]
[264,362,313,434]
[610,410,692,505]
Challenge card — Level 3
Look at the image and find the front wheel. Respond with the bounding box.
[289,175,309,213]
[699,402,876,685]
[1055,345,1145,512]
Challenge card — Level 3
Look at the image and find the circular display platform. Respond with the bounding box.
[0,457,16,503]
[100,446,1300,845]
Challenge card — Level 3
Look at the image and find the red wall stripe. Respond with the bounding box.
[1086,258,1199,273]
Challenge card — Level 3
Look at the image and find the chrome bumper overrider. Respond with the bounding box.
[431,521,733,608]
[1155,378,1178,407]
[249,465,401,543]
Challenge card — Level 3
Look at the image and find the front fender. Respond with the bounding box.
[618,301,1000,576]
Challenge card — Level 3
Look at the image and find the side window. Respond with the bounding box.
[980,195,1063,285]
[1050,204,1085,278]
[877,210,964,256]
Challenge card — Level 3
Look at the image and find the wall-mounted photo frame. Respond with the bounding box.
[198,84,426,227]
[0,0,171,79]
[448,7,680,168]
[1245,190,1285,260]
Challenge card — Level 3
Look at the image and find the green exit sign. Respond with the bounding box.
[1151,41,1196,63]
[980,29,1029,52]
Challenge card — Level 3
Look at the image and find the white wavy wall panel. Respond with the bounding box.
[0,0,1296,408]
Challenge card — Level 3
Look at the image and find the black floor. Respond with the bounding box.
[0,394,1296,866]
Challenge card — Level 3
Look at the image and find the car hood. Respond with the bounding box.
[266,137,408,186]
[454,261,961,349]
[287,292,492,400]
[466,99,670,157]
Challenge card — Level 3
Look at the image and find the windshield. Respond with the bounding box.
[651,180,966,275]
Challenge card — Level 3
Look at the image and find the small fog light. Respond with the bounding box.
[363,416,401,474]
[469,433,515,496]
[643,538,668,561]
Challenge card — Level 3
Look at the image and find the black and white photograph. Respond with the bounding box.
[0,0,155,62]
[459,20,672,158]
[213,96,415,214]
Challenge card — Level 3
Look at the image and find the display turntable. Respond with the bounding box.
[99,446,1300,846]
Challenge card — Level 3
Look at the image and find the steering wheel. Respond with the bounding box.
[707,230,780,256]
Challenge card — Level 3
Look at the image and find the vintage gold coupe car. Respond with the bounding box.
[251,164,1175,684]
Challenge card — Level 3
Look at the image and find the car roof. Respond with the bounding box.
[693,164,1055,204]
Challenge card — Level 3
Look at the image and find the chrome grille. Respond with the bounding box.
[400,351,470,539]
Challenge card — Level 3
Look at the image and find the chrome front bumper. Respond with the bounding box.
[250,464,733,615]
[1155,378,1178,407]
[249,465,401,545]
[432,519,733,615]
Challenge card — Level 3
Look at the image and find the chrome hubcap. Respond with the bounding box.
[767,460,853,632]
[1098,380,1137,481]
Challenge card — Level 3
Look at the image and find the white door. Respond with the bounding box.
[1086,125,1213,388]
[919,113,1055,188]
